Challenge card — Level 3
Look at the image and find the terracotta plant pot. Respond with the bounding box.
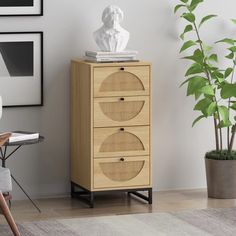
[205,158,236,199]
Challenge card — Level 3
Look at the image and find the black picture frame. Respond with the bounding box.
[0,0,43,16]
[0,31,44,108]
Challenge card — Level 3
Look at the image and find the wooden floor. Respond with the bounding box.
[2,189,236,222]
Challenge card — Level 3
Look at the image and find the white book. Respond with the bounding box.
[85,56,138,63]
[88,54,138,59]
[86,50,138,57]
[9,132,39,143]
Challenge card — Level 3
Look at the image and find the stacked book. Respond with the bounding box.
[8,132,39,143]
[85,50,138,62]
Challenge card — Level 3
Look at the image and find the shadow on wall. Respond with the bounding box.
[151,3,207,190]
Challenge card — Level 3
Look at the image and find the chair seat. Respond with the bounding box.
[0,167,12,193]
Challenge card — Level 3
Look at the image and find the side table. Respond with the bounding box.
[0,132,44,212]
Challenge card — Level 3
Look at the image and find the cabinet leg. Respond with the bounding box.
[90,192,94,208]
[71,182,75,198]
[70,182,95,207]
[148,189,152,204]
[128,188,152,205]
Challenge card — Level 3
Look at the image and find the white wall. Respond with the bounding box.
[0,0,235,200]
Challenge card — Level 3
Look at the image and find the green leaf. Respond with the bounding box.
[218,106,230,124]
[221,83,236,99]
[187,76,207,95]
[180,78,191,88]
[214,71,224,79]
[188,0,203,11]
[185,63,204,76]
[208,54,218,62]
[228,46,236,52]
[180,0,188,3]
[180,40,196,53]
[195,91,202,100]
[182,49,204,63]
[202,44,213,53]
[207,102,217,116]
[180,25,193,40]
[174,4,186,13]
[199,85,215,96]
[194,98,212,116]
[192,115,205,127]
[218,120,232,128]
[226,52,234,59]
[231,19,236,25]
[180,76,205,88]
[230,102,236,111]
[182,13,195,22]
[215,38,235,45]
[225,68,233,78]
[192,49,204,63]
[199,15,217,28]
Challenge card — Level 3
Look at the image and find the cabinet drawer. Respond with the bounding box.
[94,96,150,127]
[94,126,150,158]
[94,156,150,189]
[93,66,150,97]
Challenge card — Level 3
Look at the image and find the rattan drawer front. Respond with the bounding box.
[94,156,150,189]
[94,126,150,158]
[93,66,150,97]
[94,96,149,127]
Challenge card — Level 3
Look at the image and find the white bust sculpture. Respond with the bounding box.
[93,5,130,52]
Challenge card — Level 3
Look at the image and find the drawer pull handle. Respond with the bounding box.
[120,128,124,131]
[120,67,125,71]
[120,158,125,162]
[120,97,125,101]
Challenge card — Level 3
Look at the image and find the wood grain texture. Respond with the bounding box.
[0,193,20,236]
[72,59,151,68]
[8,189,236,222]
[149,64,152,187]
[71,62,93,190]
[0,133,11,146]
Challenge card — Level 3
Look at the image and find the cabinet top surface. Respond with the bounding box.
[71,59,151,67]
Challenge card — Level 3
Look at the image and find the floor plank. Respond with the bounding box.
[2,189,236,222]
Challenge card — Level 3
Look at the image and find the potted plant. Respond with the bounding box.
[174,0,236,198]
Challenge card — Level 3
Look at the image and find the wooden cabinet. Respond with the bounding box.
[71,60,152,207]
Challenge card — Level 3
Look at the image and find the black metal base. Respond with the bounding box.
[71,182,94,208]
[71,182,152,208]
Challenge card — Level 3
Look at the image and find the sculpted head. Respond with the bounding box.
[102,5,124,28]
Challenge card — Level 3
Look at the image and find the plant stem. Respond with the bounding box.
[227,58,236,150]
[229,124,236,152]
[227,127,230,150]
[214,118,220,151]
[193,22,221,151]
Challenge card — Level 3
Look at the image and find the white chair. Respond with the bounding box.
[0,133,20,236]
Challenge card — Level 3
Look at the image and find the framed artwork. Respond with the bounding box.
[0,32,43,108]
[0,0,43,16]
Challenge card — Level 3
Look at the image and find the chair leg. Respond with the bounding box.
[0,193,20,236]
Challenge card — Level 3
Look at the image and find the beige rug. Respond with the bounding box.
[1,207,236,236]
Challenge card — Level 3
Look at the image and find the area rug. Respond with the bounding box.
[1,207,236,236]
